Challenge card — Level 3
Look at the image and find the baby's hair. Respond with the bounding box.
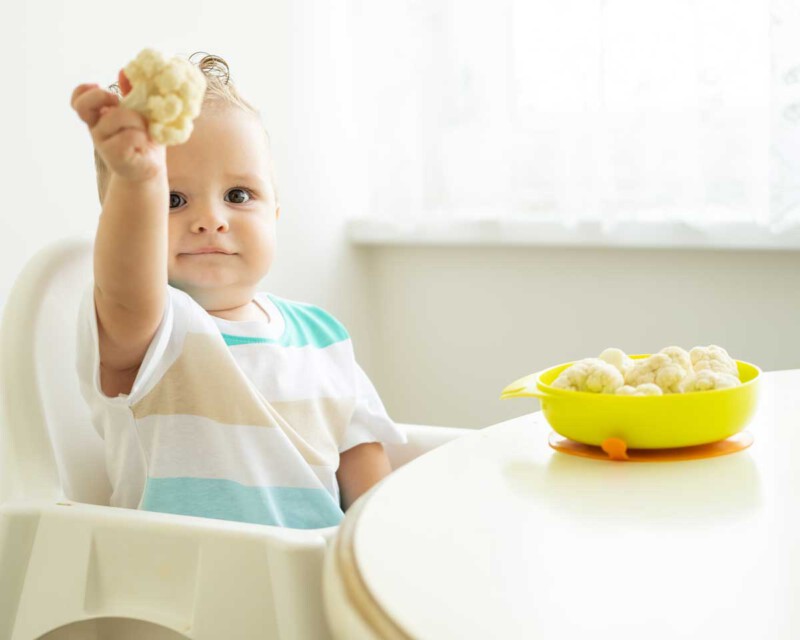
[93,51,279,206]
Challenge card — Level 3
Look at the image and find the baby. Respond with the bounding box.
[70,52,406,529]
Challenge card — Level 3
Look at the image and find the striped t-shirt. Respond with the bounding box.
[75,282,407,529]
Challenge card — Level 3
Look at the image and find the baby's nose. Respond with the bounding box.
[191,214,229,233]
[193,222,228,232]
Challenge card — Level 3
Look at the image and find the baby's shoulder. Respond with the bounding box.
[265,293,351,347]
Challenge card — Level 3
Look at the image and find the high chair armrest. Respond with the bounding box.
[384,423,477,471]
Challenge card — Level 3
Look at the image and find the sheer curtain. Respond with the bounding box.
[347,0,799,233]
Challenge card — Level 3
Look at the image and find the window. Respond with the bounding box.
[346,0,800,245]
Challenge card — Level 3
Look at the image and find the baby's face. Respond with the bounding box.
[165,105,279,310]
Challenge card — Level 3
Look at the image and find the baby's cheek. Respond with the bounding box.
[252,244,273,264]
[251,240,276,271]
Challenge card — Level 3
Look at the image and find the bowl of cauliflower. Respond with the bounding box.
[500,345,761,449]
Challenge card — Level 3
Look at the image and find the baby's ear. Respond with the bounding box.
[275,205,281,220]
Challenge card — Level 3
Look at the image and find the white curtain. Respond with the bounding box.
[346,0,799,232]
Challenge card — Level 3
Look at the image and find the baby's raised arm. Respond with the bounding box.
[71,79,168,397]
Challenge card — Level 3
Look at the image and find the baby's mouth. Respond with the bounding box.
[180,250,237,256]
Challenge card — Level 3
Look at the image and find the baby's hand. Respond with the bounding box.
[71,72,166,184]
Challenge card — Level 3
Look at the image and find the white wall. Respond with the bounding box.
[3,2,798,433]
[364,245,800,428]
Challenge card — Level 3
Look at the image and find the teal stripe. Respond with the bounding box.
[222,295,350,349]
[269,294,350,348]
[140,477,344,529]
[221,333,278,346]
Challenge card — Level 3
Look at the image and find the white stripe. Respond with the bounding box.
[136,414,339,493]
[226,339,357,402]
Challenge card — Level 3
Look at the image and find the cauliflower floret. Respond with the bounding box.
[689,345,739,378]
[120,48,207,146]
[623,353,689,394]
[552,358,624,394]
[679,369,741,392]
[658,346,693,373]
[615,383,663,396]
[545,344,743,395]
[598,348,634,375]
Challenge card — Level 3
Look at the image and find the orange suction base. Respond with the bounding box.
[548,431,754,462]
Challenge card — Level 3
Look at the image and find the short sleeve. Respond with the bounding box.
[339,360,409,453]
[75,281,180,411]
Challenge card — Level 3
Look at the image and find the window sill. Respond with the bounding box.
[346,217,800,251]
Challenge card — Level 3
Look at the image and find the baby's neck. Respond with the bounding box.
[208,299,270,323]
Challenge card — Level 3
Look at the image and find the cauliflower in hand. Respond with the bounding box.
[552,358,624,393]
[615,383,663,396]
[689,345,739,378]
[119,48,207,146]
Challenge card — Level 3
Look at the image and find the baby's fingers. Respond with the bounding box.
[70,83,99,107]
[118,69,132,97]
[72,86,120,128]
[91,106,149,145]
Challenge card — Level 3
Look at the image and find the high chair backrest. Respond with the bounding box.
[0,235,111,505]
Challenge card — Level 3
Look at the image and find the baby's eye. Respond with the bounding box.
[225,187,253,204]
[169,192,186,209]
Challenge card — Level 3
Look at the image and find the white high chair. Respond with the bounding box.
[0,236,474,640]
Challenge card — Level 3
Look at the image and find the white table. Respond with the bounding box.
[325,370,800,639]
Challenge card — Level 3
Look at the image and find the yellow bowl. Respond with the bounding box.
[500,355,761,449]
